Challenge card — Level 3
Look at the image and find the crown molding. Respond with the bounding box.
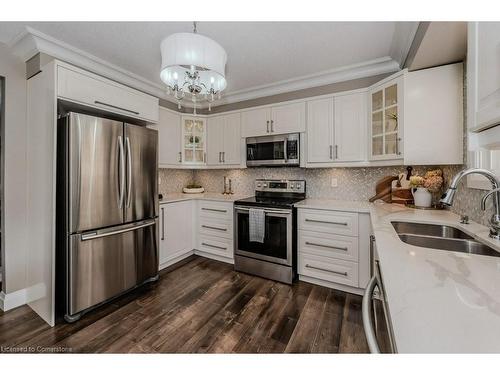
[8,27,167,99]
[8,27,401,111]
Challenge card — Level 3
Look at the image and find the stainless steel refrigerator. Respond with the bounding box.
[57,112,159,322]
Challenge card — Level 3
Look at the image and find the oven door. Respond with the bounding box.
[234,206,292,266]
[246,134,299,166]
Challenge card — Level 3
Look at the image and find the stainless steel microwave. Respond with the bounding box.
[246,133,300,167]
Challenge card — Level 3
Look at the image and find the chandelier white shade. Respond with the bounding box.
[160,27,228,113]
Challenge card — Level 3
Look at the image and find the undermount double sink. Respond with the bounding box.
[391,221,500,258]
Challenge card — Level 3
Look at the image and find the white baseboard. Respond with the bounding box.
[159,251,195,271]
[0,288,28,311]
[194,250,234,265]
[298,275,364,296]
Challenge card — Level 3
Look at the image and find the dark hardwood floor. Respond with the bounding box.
[0,256,369,353]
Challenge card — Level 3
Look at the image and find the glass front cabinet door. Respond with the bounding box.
[369,75,404,160]
[181,116,206,164]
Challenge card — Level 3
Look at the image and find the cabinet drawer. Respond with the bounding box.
[298,253,359,287]
[57,65,159,123]
[199,217,232,239]
[299,230,359,262]
[197,235,233,259]
[198,201,233,221]
[298,209,358,236]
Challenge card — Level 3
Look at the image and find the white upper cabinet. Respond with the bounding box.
[404,63,463,165]
[181,116,206,165]
[270,102,306,135]
[57,64,159,123]
[334,92,367,162]
[241,102,305,137]
[307,98,335,163]
[368,74,404,161]
[468,22,500,132]
[157,108,182,167]
[306,92,366,165]
[207,113,242,166]
[241,107,271,137]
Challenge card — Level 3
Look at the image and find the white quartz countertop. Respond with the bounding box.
[370,202,500,353]
[294,198,371,213]
[159,192,250,204]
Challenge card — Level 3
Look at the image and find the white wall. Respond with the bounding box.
[0,42,28,296]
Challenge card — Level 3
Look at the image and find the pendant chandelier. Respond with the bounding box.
[160,22,227,115]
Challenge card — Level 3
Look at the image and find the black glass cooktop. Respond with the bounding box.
[234,196,304,209]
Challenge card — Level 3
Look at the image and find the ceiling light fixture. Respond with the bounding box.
[160,22,227,115]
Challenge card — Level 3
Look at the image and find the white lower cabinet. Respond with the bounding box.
[298,208,370,294]
[159,200,195,270]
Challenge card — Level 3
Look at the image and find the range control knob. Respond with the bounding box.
[263,183,268,188]
[290,183,295,189]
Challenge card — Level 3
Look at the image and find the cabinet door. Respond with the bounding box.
[335,92,367,162]
[182,116,206,164]
[158,108,182,166]
[369,75,403,160]
[271,102,306,134]
[222,112,242,165]
[207,116,224,165]
[241,107,270,137]
[469,22,500,131]
[307,98,334,163]
[159,201,193,268]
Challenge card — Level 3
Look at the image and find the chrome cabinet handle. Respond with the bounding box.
[305,218,348,226]
[305,264,348,276]
[202,224,227,232]
[202,207,227,213]
[335,145,338,159]
[223,152,225,163]
[329,145,333,159]
[161,207,165,241]
[266,120,270,133]
[117,136,125,209]
[270,120,274,133]
[126,136,132,208]
[178,152,182,163]
[94,101,139,115]
[201,242,227,250]
[363,275,381,354]
[305,241,348,251]
[219,152,222,163]
[396,137,402,156]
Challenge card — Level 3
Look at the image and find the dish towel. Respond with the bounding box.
[249,208,265,243]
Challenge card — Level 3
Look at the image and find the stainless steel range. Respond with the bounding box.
[234,179,306,284]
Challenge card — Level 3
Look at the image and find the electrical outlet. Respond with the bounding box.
[330,177,338,188]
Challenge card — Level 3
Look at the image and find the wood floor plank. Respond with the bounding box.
[0,257,373,354]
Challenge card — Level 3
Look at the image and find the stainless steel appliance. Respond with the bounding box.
[246,133,300,167]
[56,112,159,322]
[234,179,305,284]
[362,235,396,353]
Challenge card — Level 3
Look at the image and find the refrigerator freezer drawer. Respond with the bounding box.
[68,219,158,316]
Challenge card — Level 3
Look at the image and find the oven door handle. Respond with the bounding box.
[235,206,292,215]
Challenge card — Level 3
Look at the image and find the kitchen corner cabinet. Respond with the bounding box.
[468,22,500,132]
[157,107,182,167]
[159,200,194,270]
[306,92,366,164]
[241,102,305,137]
[182,116,207,165]
[368,74,404,161]
[207,112,242,166]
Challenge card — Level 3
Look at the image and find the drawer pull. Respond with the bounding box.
[305,219,348,226]
[202,208,227,213]
[305,241,348,251]
[201,242,227,250]
[305,264,348,276]
[94,101,140,115]
[202,225,227,232]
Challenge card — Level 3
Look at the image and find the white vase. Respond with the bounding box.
[412,187,432,208]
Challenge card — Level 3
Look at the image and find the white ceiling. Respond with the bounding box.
[0,22,417,103]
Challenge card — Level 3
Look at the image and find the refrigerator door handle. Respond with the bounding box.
[118,135,125,209]
[126,136,132,208]
[81,219,156,241]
